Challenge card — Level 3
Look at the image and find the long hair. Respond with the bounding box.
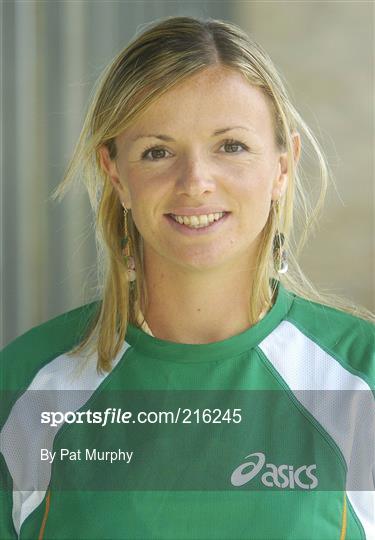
[52,16,372,373]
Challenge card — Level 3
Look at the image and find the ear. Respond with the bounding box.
[271,132,301,201]
[98,144,132,209]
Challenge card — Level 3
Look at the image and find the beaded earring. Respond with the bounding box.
[272,199,288,274]
[121,205,137,283]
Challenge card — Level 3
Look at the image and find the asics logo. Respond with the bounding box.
[231,452,318,489]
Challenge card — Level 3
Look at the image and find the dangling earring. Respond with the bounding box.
[121,205,137,283]
[272,199,288,274]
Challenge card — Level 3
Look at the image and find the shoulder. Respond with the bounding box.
[0,301,100,393]
[284,291,375,388]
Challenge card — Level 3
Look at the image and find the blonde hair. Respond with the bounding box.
[52,16,373,373]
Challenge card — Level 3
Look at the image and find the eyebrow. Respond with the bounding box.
[130,126,254,142]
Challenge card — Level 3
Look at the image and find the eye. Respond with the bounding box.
[221,138,249,154]
[140,138,249,161]
[141,145,171,161]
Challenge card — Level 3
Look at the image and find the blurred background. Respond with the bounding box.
[1,0,374,346]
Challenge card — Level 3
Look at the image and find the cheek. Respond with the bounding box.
[231,172,273,234]
[124,162,168,198]
[231,167,273,207]
[122,172,167,236]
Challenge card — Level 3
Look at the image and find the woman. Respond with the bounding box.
[1,16,374,540]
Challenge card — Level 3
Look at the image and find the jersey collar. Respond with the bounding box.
[124,281,294,363]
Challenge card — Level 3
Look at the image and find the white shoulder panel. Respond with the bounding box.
[259,320,375,540]
[0,341,131,537]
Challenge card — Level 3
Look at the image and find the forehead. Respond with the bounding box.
[120,65,275,144]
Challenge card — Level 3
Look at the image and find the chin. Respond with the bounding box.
[173,249,231,272]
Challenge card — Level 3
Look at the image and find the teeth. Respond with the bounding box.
[170,212,225,228]
[198,215,208,226]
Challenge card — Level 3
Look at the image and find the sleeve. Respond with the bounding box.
[0,452,18,539]
[0,301,100,539]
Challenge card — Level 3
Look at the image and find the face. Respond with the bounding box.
[100,65,296,275]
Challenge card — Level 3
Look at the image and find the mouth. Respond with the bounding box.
[164,211,231,235]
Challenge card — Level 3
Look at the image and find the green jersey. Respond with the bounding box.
[1,282,374,539]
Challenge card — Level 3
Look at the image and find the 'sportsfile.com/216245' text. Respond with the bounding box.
[40,407,243,427]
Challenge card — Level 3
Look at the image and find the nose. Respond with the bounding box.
[175,152,216,198]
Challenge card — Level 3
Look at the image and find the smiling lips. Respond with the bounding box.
[169,211,226,229]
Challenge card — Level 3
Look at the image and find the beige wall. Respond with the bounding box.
[234,1,374,311]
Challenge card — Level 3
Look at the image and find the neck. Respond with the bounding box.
[140,250,262,344]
